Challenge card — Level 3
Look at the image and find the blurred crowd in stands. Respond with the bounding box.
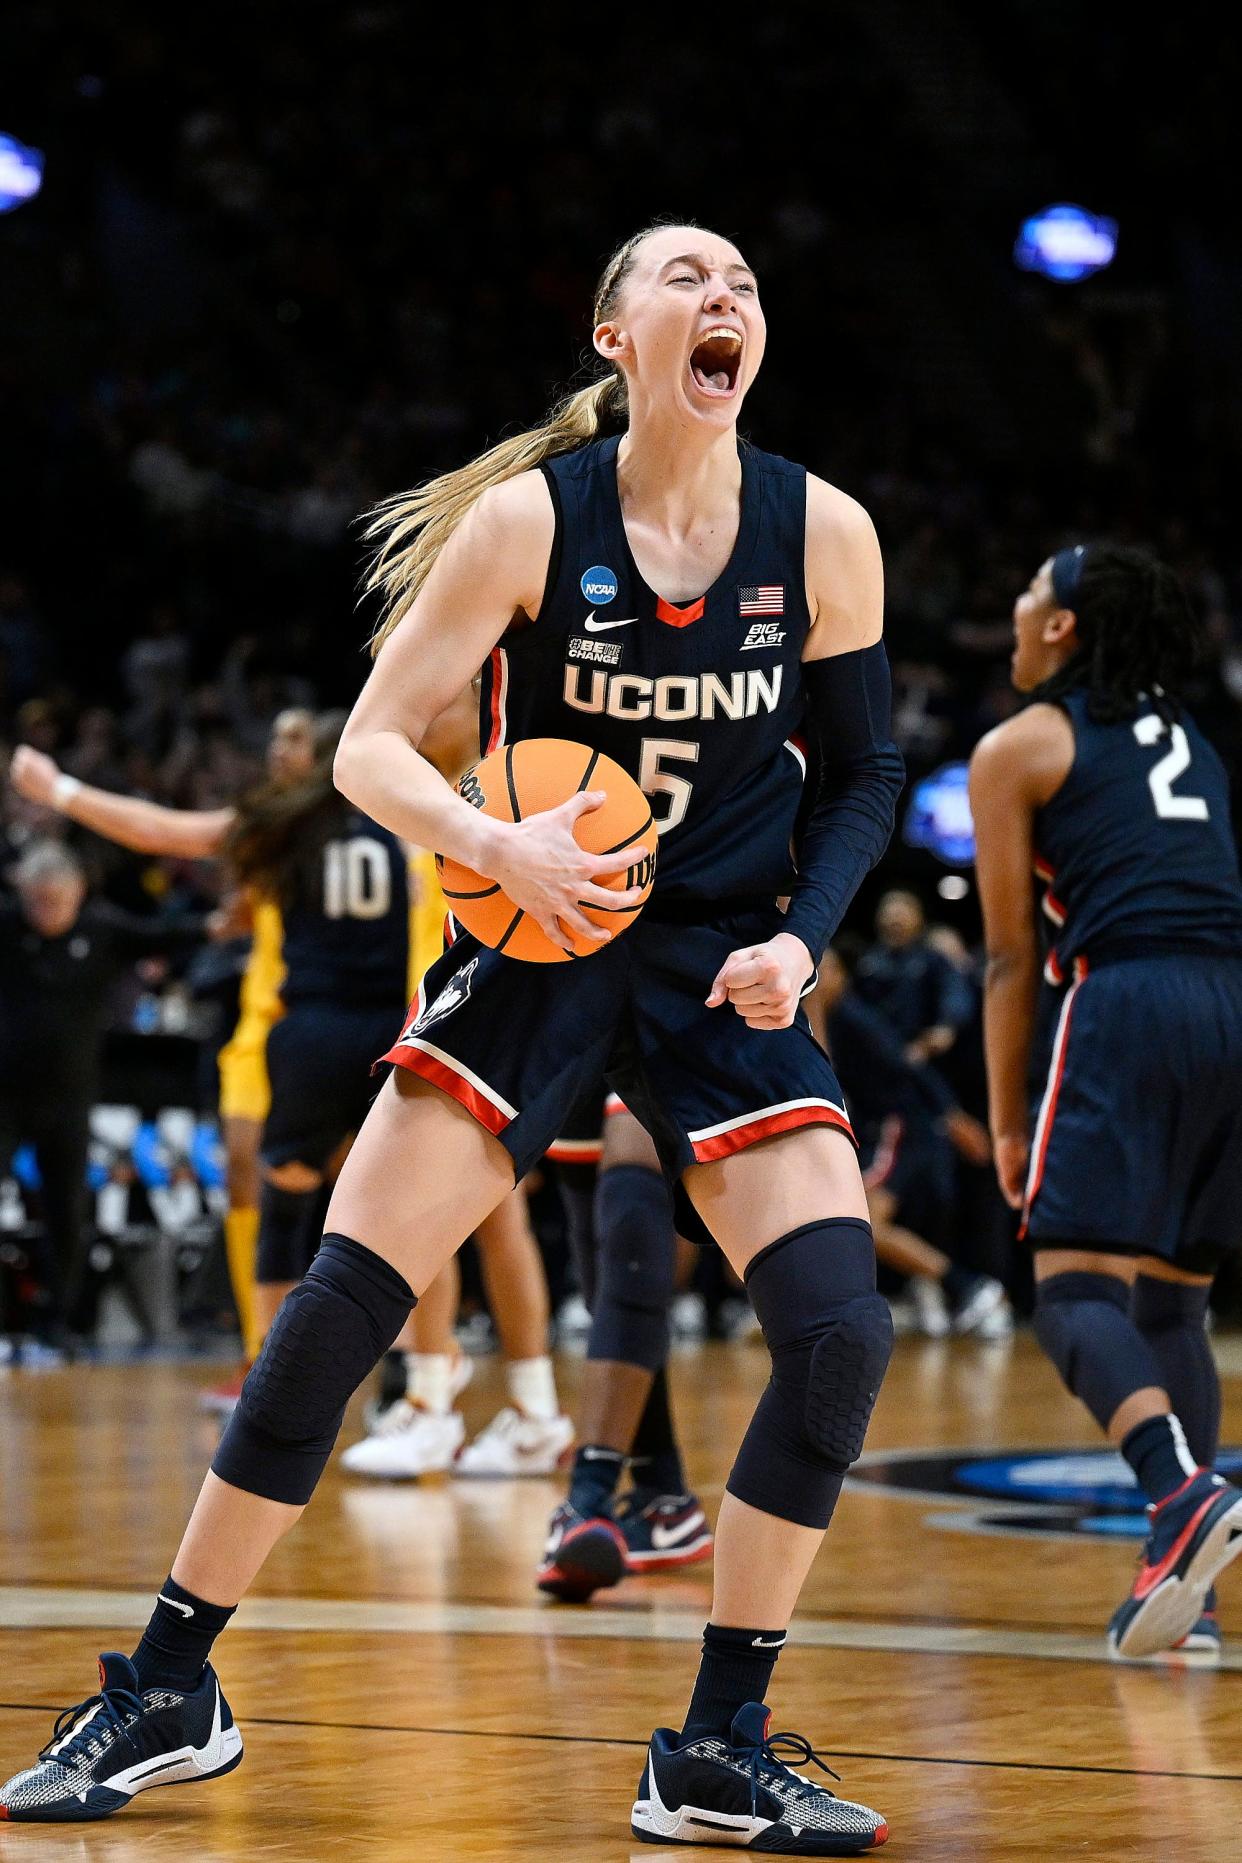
[3,4,1242,1344]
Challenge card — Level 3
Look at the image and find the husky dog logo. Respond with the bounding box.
[406,958,479,1039]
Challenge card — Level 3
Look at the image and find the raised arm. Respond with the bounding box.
[9,747,234,860]
[333,470,641,953]
[968,704,1074,1207]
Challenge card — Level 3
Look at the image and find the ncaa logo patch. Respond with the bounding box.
[580,565,618,606]
[851,1445,1242,1542]
[404,958,479,1039]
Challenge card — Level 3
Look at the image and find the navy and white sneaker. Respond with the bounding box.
[1151,1587,1223,1666]
[0,1653,242,1823]
[536,1500,627,1602]
[1108,1470,1242,1660]
[1173,1600,1223,1663]
[615,1491,714,1574]
[632,1702,888,1853]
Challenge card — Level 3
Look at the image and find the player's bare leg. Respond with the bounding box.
[199,1117,267,1417]
[456,1186,573,1474]
[174,1073,514,1598]
[221,1115,263,1362]
[631,1123,890,1851]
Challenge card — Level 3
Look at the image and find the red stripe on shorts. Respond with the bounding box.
[690,1104,854,1165]
[381,1043,512,1137]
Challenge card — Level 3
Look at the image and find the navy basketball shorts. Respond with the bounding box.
[544,1083,607,1170]
[1022,954,1242,1271]
[861,1113,955,1244]
[262,1000,402,1172]
[379,905,855,1197]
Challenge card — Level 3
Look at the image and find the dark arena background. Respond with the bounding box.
[2,6,1241,1858]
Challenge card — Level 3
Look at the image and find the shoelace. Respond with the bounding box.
[741,1730,841,1815]
[41,1685,145,1769]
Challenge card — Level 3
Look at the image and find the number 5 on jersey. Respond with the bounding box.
[639,738,700,832]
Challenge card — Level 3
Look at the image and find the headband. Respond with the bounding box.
[1051,544,1089,609]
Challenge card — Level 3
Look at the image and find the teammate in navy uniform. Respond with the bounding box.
[971,542,1242,1663]
[221,712,410,1318]
[538,1088,715,1600]
[0,224,901,1852]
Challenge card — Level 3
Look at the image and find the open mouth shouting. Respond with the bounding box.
[688,325,743,398]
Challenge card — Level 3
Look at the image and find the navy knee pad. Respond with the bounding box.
[727,1219,893,1530]
[256,1180,319,1284]
[1131,1275,1211,1333]
[1033,1270,1162,1432]
[588,1165,675,1373]
[213,1233,415,1505]
[1131,1274,1219,1467]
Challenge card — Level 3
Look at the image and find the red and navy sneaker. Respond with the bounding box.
[615,1491,714,1574]
[0,1652,241,1822]
[1108,1470,1242,1660]
[536,1501,628,1603]
[631,1702,888,1853]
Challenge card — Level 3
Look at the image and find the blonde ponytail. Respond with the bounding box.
[363,374,626,655]
[362,219,713,655]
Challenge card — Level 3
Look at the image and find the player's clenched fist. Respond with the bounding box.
[705,931,815,1030]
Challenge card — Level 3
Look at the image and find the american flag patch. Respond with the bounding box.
[738,585,784,616]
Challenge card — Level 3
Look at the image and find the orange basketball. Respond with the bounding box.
[436,738,658,963]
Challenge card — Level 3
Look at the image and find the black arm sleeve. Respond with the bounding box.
[781,642,906,967]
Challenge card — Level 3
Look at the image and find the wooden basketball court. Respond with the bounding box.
[3,1333,1240,1858]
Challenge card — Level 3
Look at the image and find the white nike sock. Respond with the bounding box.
[506,1354,559,1422]
[408,1354,455,1416]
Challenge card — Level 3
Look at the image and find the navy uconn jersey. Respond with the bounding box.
[279,808,409,1007]
[1034,689,1242,983]
[477,435,810,901]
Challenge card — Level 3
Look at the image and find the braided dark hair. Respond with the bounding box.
[1034,543,1205,725]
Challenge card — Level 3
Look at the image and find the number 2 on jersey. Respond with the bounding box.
[323,838,393,918]
[1133,714,1209,821]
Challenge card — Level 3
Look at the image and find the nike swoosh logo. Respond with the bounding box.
[197,1682,224,1767]
[751,1635,786,1648]
[651,1510,706,1550]
[583,615,638,632]
[158,1593,195,1619]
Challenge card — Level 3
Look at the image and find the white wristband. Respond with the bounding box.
[52,774,82,812]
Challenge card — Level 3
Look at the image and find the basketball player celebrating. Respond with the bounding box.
[1,223,901,1852]
[971,543,1242,1661]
